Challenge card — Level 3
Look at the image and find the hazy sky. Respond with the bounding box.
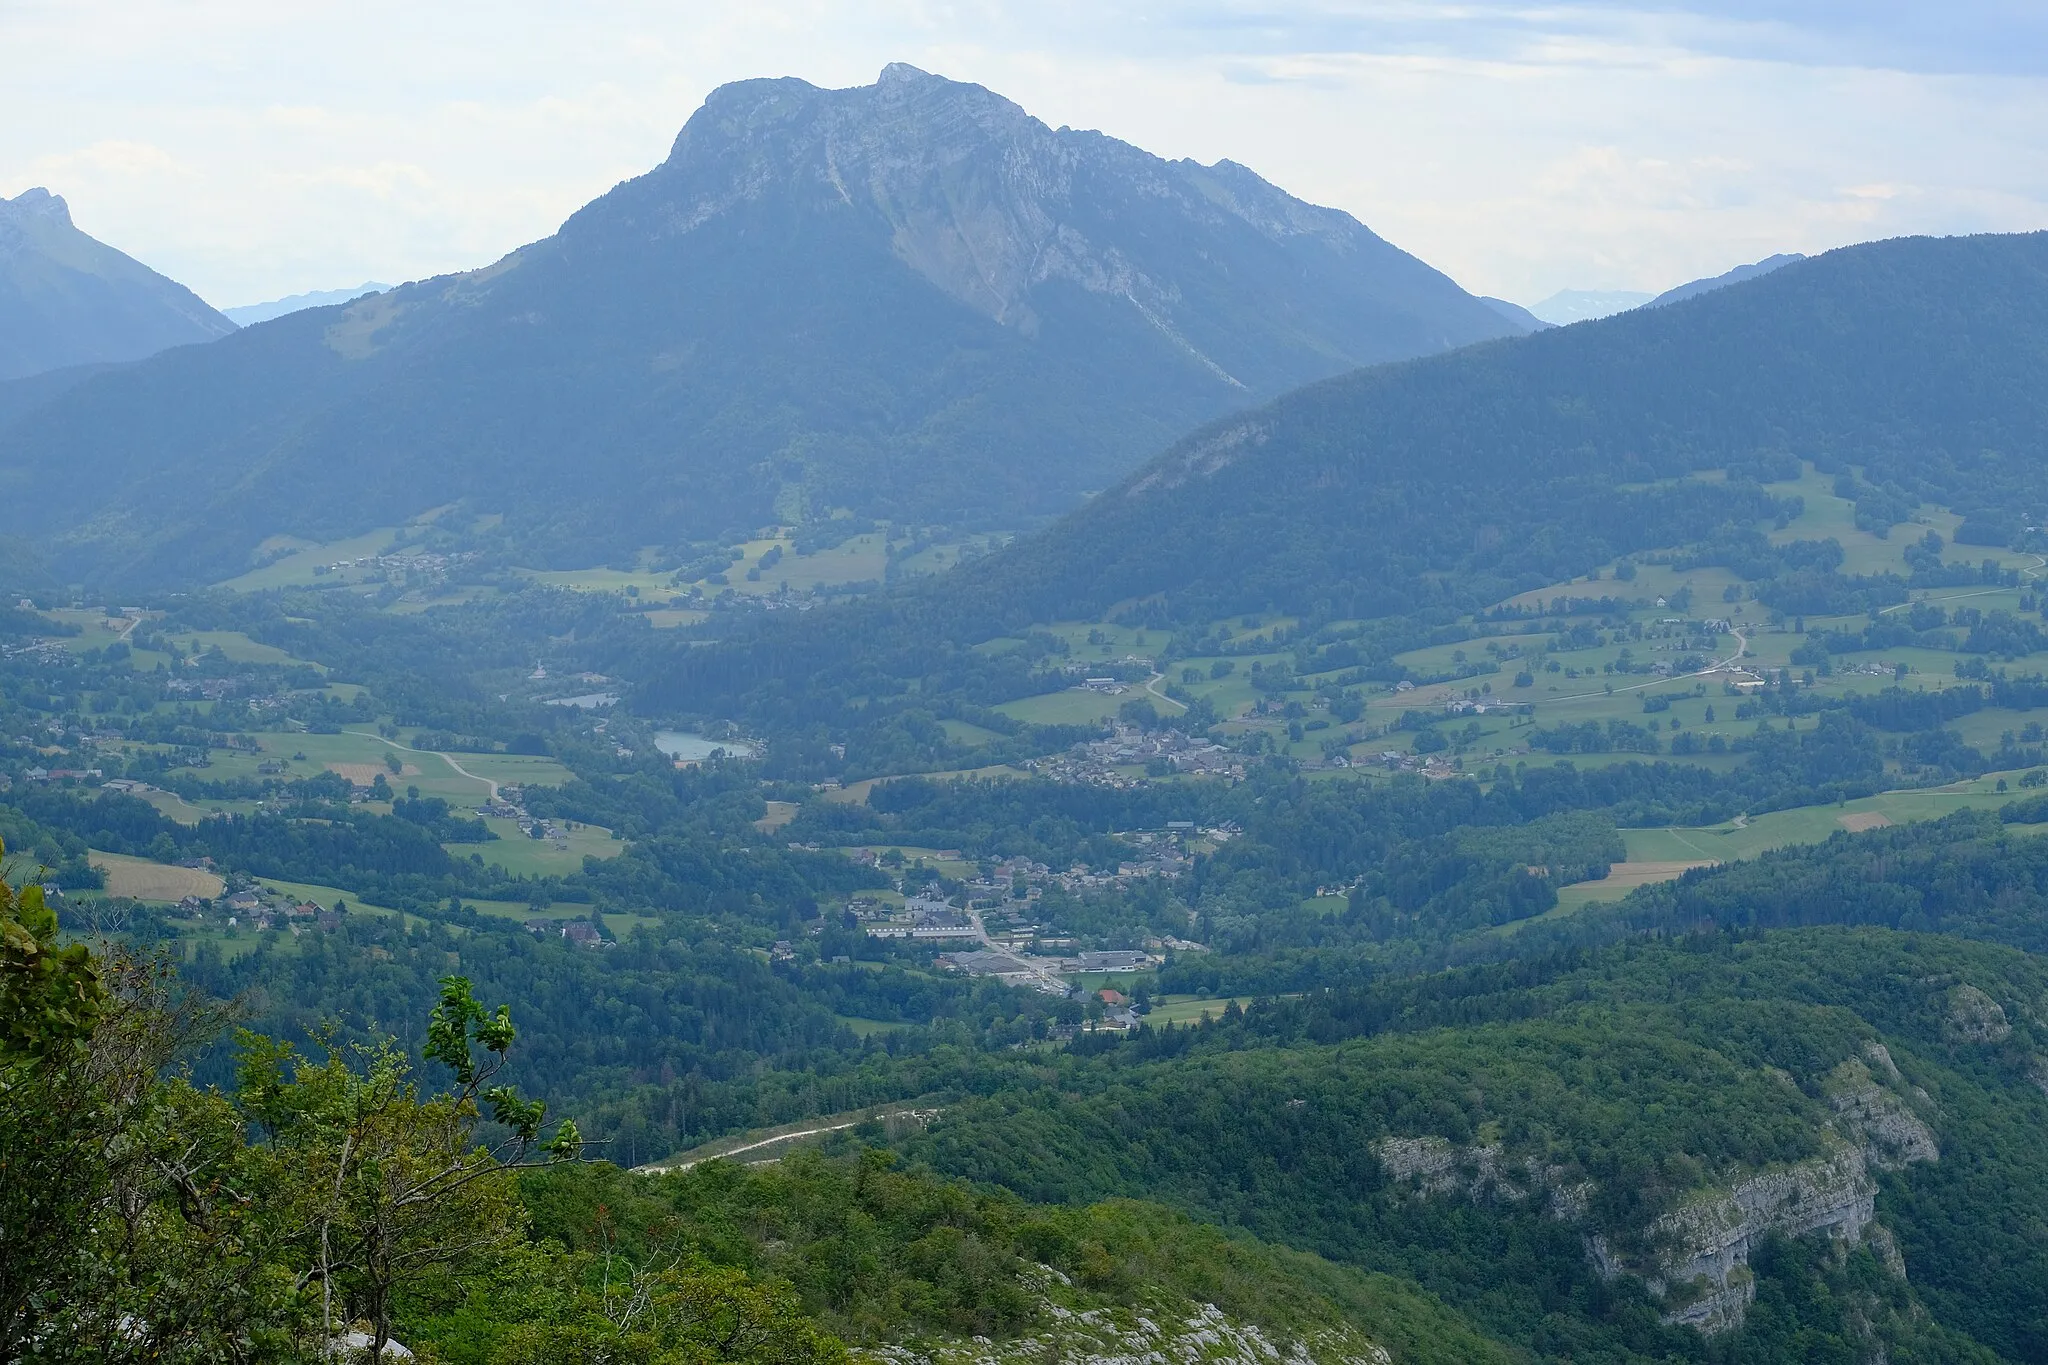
[4,1,2044,309]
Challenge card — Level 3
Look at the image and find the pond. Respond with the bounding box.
[543,692,619,709]
[654,731,759,761]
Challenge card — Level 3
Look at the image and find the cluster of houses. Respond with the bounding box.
[319,550,475,582]
[522,917,608,947]
[1029,725,1244,787]
[483,785,568,847]
[171,885,345,933]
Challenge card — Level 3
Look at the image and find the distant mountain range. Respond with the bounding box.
[1526,288,1655,325]
[222,282,391,326]
[1648,253,1805,307]
[0,64,1526,587]
[1522,255,1807,326]
[0,188,236,381]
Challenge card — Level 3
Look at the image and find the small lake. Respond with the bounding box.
[544,692,619,709]
[654,731,759,761]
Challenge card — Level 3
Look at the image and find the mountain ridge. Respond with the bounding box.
[0,188,235,381]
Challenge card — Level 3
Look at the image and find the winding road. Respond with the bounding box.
[1144,671,1188,713]
[1542,626,1751,707]
[346,729,501,801]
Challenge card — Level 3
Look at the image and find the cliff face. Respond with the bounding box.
[1375,1042,1941,1335]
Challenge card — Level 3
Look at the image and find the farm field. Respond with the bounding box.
[994,688,1124,727]
[1145,994,1262,1026]
[87,851,223,902]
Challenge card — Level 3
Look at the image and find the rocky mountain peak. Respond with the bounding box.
[621,63,1448,346]
[0,189,75,256]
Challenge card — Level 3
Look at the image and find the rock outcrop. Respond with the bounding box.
[1374,1041,1940,1335]
[1943,984,2012,1043]
[859,1278,1390,1365]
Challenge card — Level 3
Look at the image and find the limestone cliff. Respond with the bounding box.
[1374,1040,1940,1335]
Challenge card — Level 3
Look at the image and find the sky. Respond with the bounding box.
[3,1,2045,310]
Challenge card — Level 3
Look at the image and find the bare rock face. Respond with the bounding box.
[617,63,1519,387]
[1631,1145,1881,1333]
[1943,984,2012,1043]
[1373,1042,1941,1336]
[858,1276,1391,1365]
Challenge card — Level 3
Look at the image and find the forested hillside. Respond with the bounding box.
[643,229,2048,723]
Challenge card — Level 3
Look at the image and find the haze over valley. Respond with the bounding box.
[6,19,2048,1365]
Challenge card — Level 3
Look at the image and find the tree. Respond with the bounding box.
[235,976,582,1359]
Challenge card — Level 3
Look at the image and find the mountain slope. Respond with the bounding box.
[0,64,1519,586]
[924,230,2048,628]
[0,189,235,381]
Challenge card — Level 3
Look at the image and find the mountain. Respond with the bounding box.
[0,188,235,381]
[221,281,390,326]
[1527,287,1653,324]
[1649,252,1805,307]
[0,64,1520,587]
[646,231,2048,719]
[921,231,2048,629]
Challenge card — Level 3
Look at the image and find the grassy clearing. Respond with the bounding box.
[831,845,978,880]
[1621,783,2028,865]
[465,818,621,877]
[163,630,315,667]
[604,913,662,938]
[938,718,1005,747]
[754,801,799,833]
[837,1015,915,1038]
[218,527,402,591]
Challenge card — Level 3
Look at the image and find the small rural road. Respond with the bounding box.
[347,730,501,801]
[1144,672,1188,713]
[636,1106,944,1175]
[1544,627,1750,707]
[1879,554,2047,615]
[638,1119,870,1174]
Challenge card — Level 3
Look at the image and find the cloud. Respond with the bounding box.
[1,1,2044,305]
